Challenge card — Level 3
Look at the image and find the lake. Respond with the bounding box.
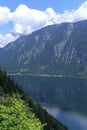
[43,105,87,130]
[12,75,87,130]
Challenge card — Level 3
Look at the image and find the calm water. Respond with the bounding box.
[43,105,87,130]
[12,75,87,130]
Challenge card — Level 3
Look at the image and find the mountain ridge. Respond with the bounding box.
[0,20,87,76]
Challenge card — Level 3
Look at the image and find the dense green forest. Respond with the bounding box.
[0,69,67,130]
[0,96,43,130]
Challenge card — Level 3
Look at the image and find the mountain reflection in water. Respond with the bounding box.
[12,75,87,130]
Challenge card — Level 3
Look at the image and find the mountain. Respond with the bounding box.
[0,20,87,76]
[0,69,67,130]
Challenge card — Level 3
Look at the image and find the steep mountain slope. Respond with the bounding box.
[0,20,87,75]
[0,69,67,130]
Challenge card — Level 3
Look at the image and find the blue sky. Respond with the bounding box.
[0,0,86,12]
[0,0,87,47]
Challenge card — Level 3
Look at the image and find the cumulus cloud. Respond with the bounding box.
[0,1,87,47]
[11,4,49,34]
[0,6,11,25]
[73,1,87,21]
[0,33,16,47]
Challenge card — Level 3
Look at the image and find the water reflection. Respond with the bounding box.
[43,106,87,130]
[12,75,87,130]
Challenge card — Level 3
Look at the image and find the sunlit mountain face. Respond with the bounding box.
[0,20,87,76]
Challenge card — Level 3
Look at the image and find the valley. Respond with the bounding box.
[1,20,87,130]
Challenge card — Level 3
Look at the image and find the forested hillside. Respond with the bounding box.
[0,69,67,130]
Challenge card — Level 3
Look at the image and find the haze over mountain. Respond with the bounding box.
[0,20,87,76]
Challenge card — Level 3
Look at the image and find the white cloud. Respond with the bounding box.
[0,1,87,47]
[0,6,11,25]
[73,1,87,21]
[11,4,48,34]
[13,24,23,34]
[0,33,16,47]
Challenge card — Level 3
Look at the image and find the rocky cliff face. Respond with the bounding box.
[0,20,87,75]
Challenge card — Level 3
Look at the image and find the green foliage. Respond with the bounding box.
[0,95,43,130]
[0,69,67,130]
